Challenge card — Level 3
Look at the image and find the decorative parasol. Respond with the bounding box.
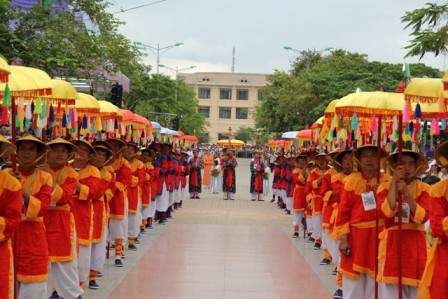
[76,93,100,116]
[216,139,245,147]
[98,100,123,120]
[45,79,78,105]
[404,74,448,104]
[0,56,11,83]
[281,131,299,139]
[296,129,313,141]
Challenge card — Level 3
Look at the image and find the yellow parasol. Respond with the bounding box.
[324,99,339,119]
[44,79,78,105]
[216,139,245,147]
[404,73,448,104]
[76,93,100,117]
[98,100,123,120]
[0,65,53,98]
[0,56,11,83]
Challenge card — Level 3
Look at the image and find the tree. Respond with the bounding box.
[235,126,255,143]
[0,0,143,77]
[255,49,442,134]
[132,74,206,137]
[402,3,448,59]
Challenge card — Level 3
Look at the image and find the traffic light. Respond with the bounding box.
[110,83,123,108]
[172,116,180,130]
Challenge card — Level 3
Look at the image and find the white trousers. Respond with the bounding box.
[128,207,141,239]
[322,230,331,251]
[285,196,292,211]
[306,217,313,233]
[343,273,375,299]
[156,182,169,212]
[328,238,341,266]
[174,184,182,203]
[18,282,47,299]
[169,191,174,206]
[210,176,220,193]
[263,178,270,196]
[223,192,236,200]
[379,283,417,299]
[109,217,126,240]
[312,214,322,240]
[91,227,108,271]
[48,231,82,299]
[141,205,151,220]
[149,200,157,218]
[251,192,263,200]
[78,244,92,284]
[292,211,304,227]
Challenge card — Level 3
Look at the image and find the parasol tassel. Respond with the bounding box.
[57,101,61,114]
[34,97,42,115]
[70,109,76,129]
[415,119,421,134]
[49,105,55,123]
[62,111,67,128]
[439,92,447,118]
[351,113,358,130]
[423,120,428,134]
[371,115,378,132]
[25,103,32,120]
[415,103,422,119]
[82,115,88,129]
[3,84,11,107]
[31,101,35,114]
[402,101,410,123]
[442,119,447,131]
[1,106,8,125]
[114,118,119,130]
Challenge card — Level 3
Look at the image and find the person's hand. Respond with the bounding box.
[396,179,409,196]
[392,165,405,183]
[339,236,351,256]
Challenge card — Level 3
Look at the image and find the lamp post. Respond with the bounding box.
[228,126,232,147]
[159,65,196,101]
[283,46,333,70]
[134,41,184,74]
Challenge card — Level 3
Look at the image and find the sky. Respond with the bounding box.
[106,0,446,78]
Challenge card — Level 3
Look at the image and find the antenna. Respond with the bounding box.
[231,47,235,73]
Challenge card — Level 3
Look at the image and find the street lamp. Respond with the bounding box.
[228,126,232,147]
[283,46,333,69]
[134,41,184,74]
[159,65,196,101]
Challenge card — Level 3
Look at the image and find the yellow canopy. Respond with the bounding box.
[43,79,78,105]
[76,93,100,116]
[0,56,11,83]
[216,139,245,147]
[98,100,123,120]
[324,99,339,118]
[0,65,53,98]
[404,74,448,104]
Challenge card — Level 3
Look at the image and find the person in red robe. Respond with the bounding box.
[0,136,22,299]
[189,149,203,198]
[418,141,448,299]
[222,149,238,200]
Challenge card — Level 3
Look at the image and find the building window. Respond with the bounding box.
[258,89,264,101]
[218,133,228,140]
[237,89,248,100]
[198,106,210,118]
[198,87,210,99]
[219,107,231,119]
[236,108,248,119]
[220,88,232,100]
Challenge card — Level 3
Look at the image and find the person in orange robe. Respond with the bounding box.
[418,141,448,299]
[106,138,132,267]
[139,147,153,232]
[124,143,145,251]
[70,140,101,289]
[0,136,22,299]
[12,136,52,298]
[335,145,389,299]
[305,152,330,250]
[44,138,83,299]
[376,150,429,299]
[88,141,115,290]
[291,152,308,238]
[202,150,214,187]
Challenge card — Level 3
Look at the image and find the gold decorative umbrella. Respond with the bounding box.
[45,79,78,105]
[76,93,100,117]
[0,65,53,98]
[216,139,245,147]
[404,73,448,104]
[98,100,123,120]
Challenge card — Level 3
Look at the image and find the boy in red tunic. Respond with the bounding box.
[292,153,308,237]
[0,136,22,299]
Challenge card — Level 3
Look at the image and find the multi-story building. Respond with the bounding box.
[181,72,268,144]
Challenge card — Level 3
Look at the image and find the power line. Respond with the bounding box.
[112,0,167,14]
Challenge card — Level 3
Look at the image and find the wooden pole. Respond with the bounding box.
[374,115,382,299]
[397,112,403,299]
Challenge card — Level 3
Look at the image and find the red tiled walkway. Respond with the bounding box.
[108,224,331,299]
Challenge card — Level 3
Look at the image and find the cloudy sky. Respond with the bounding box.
[107,0,445,77]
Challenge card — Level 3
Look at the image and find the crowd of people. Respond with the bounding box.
[267,144,448,299]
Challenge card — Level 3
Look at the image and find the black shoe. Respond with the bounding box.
[49,291,60,299]
[110,244,115,249]
[121,252,126,259]
[89,280,100,289]
[159,219,166,225]
[195,196,200,199]
[114,259,123,267]
[332,267,338,275]
[190,196,194,199]
[128,244,138,251]
[292,232,299,238]
[306,237,315,243]
[146,224,153,229]
[320,258,331,265]
[270,198,275,203]
[140,228,146,234]
[313,243,321,250]
[134,238,140,244]
[251,199,256,201]
[96,271,103,277]
[333,288,343,299]
[285,210,291,215]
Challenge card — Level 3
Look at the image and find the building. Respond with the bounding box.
[181,72,268,144]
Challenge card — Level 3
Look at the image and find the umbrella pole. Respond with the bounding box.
[11,97,18,299]
[374,115,382,299]
[397,112,404,299]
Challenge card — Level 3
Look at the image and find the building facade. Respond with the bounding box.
[181,72,268,144]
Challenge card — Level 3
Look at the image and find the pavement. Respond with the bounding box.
[83,158,337,299]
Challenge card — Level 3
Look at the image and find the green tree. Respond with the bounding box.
[402,3,448,59]
[132,74,206,137]
[235,126,255,143]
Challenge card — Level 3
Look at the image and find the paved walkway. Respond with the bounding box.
[84,158,336,299]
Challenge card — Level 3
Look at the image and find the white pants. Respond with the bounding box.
[141,205,151,220]
[210,176,220,193]
[328,238,341,266]
[149,200,157,218]
[128,211,141,239]
[379,283,417,299]
[306,217,313,234]
[109,218,126,240]
[181,187,187,201]
[48,231,82,298]
[251,192,263,200]
[312,214,322,240]
[91,227,108,271]
[169,191,174,206]
[18,282,47,299]
[263,178,270,196]
[223,192,236,200]
[285,196,292,211]
[292,211,304,227]
[78,244,92,284]
[156,182,169,212]
[322,230,331,251]
[174,184,182,203]
[343,273,375,299]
